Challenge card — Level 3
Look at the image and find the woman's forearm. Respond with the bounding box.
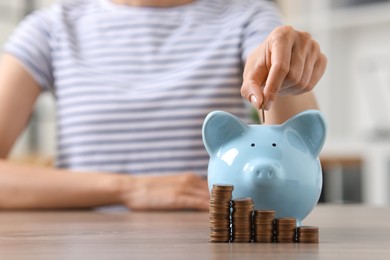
[0,160,211,211]
[0,160,125,210]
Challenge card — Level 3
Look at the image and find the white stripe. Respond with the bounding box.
[54,62,240,79]
[56,77,241,96]
[58,106,244,126]
[54,32,241,50]
[56,76,240,97]
[65,159,208,173]
[57,94,242,112]
[60,127,200,144]
[57,118,205,136]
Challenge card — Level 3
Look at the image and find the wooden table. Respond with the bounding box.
[0,205,389,259]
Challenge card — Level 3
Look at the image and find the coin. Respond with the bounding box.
[231,198,254,243]
[261,99,266,124]
[297,226,319,243]
[275,218,297,243]
[253,210,275,243]
[209,185,234,243]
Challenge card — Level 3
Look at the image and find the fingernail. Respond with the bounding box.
[250,95,259,109]
[264,100,273,111]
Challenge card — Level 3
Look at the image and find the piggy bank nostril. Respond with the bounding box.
[254,167,275,179]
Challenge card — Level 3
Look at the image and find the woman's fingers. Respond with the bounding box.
[124,173,210,211]
[241,26,327,110]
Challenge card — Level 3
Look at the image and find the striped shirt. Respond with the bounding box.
[4,0,281,176]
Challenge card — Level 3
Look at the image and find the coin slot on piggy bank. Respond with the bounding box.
[202,110,326,226]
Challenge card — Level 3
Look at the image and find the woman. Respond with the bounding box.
[0,0,326,210]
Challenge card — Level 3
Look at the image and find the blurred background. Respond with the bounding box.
[1,0,390,205]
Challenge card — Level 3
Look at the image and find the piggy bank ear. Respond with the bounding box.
[282,110,326,157]
[202,111,248,155]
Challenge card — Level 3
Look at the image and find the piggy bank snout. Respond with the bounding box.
[244,160,281,186]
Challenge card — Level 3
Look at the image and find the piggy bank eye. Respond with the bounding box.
[250,143,255,147]
[272,143,277,147]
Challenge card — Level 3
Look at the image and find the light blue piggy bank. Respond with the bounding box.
[202,110,326,226]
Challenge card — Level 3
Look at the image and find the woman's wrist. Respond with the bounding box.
[115,174,136,208]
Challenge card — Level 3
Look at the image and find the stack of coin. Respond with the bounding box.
[297,226,319,243]
[253,210,275,243]
[209,184,233,242]
[275,218,297,243]
[231,198,254,242]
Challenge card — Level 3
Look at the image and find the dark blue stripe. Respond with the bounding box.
[77,23,232,44]
[90,4,219,19]
[57,93,240,108]
[52,41,240,60]
[57,154,209,167]
[78,24,181,41]
[57,91,243,110]
[58,114,208,129]
[54,65,240,81]
[57,144,206,161]
[58,123,202,138]
[54,63,241,86]
[53,52,240,71]
[82,29,175,41]
[52,31,241,54]
[56,153,209,167]
[52,39,229,60]
[58,102,243,119]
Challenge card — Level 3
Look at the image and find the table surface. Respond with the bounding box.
[0,204,389,260]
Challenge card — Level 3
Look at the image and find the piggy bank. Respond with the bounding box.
[202,110,326,226]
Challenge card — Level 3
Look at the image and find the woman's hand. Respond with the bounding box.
[120,173,210,211]
[241,26,327,111]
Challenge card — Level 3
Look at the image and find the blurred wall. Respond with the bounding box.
[276,0,390,205]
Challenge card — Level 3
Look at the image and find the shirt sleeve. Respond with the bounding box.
[3,9,54,91]
[241,1,283,62]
